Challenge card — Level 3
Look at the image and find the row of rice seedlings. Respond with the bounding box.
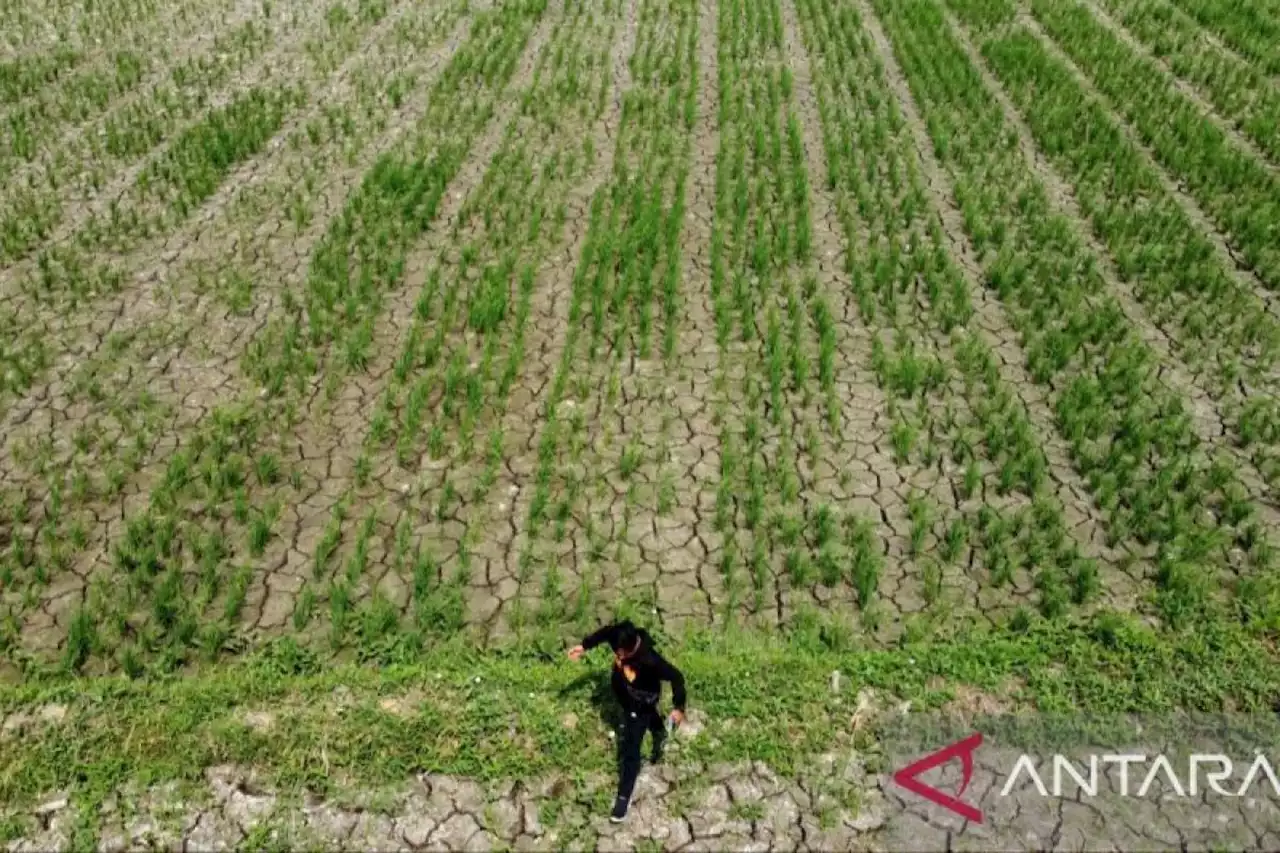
[874,0,1278,631]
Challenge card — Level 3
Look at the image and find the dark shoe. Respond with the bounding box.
[610,795,630,823]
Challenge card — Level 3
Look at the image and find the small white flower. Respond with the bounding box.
[474,676,481,683]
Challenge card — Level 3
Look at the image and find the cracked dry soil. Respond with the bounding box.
[8,744,1279,852]
[6,0,1278,663]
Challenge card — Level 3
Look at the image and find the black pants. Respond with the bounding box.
[616,704,664,801]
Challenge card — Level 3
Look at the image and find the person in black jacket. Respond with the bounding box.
[568,620,686,823]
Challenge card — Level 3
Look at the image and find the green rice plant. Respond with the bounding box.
[345,511,377,585]
[119,643,145,679]
[1035,564,1070,620]
[293,585,316,632]
[329,581,352,647]
[412,546,438,604]
[844,514,882,608]
[1070,555,1099,605]
[941,517,969,564]
[962,460,981,500]
[921,558,942,607]
[358,592,400,646]
[785,547,811,587]
[816,544,842,587]
[811,503,837,550]
[224,566,252,625]
[907,491,931,556]
[313,509,343,580]
[891,418,917,464]
[63,605,97,672]
[619,441,643,479]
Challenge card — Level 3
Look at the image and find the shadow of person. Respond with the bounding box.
[557,669,624,731]
[558,670,668,768]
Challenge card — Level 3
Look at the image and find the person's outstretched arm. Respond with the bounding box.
[582,623,619,651]
[568,623,619,660]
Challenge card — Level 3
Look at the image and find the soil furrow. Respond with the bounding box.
[0,0,259,194]
[858,0,1139,606]
[1082,0,1279,176]
[481,0,641,639]
[662,0,723,632]
[780,0,914,630]
[942,5,1280,523]
[1014,6,1279,317]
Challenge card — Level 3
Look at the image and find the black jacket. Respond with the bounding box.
[582,624,687,712]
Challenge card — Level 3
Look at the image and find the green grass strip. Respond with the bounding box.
[1,613,1277,808]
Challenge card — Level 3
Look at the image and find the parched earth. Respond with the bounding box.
[0,0,1191,666]
[10,760,883,853]
[3,0,1278,667]
[7,714,1278,852]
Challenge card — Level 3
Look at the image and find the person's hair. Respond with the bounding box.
[613,620,640,654]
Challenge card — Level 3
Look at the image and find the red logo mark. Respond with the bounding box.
[892,732,985,823]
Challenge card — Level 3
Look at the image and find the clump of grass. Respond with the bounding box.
[846,515,882,609]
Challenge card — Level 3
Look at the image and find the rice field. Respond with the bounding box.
[3,0,1280,846]
[1,0,1279,678]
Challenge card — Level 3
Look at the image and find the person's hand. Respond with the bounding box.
[669,709,685,726]
[567,644,585,661]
